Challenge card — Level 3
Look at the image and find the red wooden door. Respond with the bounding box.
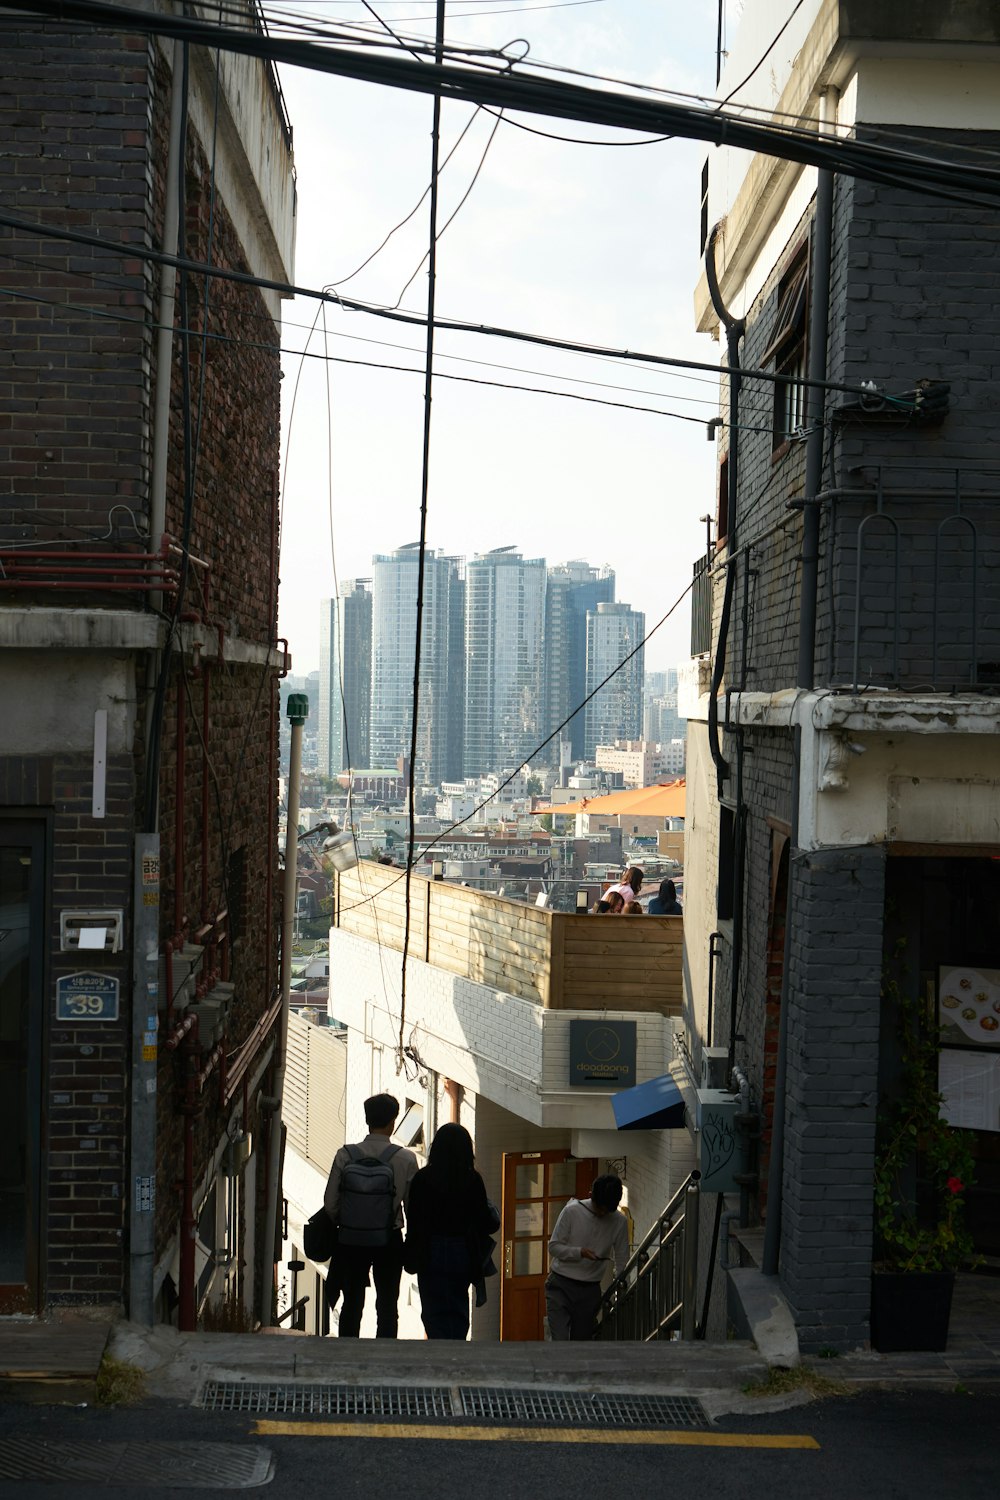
[499,1150,596,1341]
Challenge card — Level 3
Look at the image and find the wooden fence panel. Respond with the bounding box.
[334,865,682,1012]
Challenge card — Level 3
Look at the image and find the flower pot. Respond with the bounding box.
[870,1270,955,1353]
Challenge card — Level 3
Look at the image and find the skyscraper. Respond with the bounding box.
[318,580,372,777]
[584,601,646,758]
[370,545,464,785]
[464,548,547,777]
[543,559,615,764]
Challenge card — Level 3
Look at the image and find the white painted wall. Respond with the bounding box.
[329,928,677,1128]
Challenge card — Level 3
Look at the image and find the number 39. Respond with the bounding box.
[69,995,103,1016]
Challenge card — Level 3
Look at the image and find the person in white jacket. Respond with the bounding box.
[545,1175,629,1340]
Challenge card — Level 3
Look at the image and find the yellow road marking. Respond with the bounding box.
[253,1420,819,1449]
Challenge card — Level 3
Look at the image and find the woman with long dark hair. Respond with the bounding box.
[403,1122,498,1339]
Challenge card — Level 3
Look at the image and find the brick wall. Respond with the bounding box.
[0,25,155,551]
[823,136,1000,688]
[0,24,284,1314]
[781,844,885,1351]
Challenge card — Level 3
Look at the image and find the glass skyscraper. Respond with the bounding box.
[463,547,547,777]
[318,579,372,777]
[370,545,464,786]
[584,601,646,759]
[543,559,615,764]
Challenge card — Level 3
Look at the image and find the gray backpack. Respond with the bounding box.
[337,1143,401,1247]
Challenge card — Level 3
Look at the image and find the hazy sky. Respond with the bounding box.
[273,1,731,675]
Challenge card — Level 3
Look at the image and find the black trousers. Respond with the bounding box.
[336,1231,404,1339]
[545,1271,602,1341]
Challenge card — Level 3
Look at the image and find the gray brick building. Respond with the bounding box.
[0,11,295,1325]
[683,1,1000,1350]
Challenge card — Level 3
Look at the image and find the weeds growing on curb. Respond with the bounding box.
[743,1365,852,1400]
[95,1355,144,1407]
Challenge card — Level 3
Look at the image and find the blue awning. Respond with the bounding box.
[612,1072,686,1131]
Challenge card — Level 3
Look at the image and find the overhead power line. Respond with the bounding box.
[7,0,1000,206]
[0,206,898,403]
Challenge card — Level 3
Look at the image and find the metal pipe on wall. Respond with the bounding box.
[128,832,161,1325]
[201,662,210,919]
[175,681,186,940]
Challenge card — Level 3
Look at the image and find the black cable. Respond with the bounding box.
[0,244,771,409]
[717,0,805,108]
[336,571,694,916]
[327,105,482,286]
[399,0,446,1064]
[8,0,1000,206]
[0,210,903,402]
[391,104,503,307]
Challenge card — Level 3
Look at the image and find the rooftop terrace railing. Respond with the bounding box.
[333,861,683,1014]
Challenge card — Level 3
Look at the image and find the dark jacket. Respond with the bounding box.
[648,896,682,915]
[403,1166,498,1286]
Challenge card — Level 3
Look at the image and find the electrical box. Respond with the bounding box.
[701,1047,729,1091]
[157,943,204,1015]
[59,909,123,954]
[696,1088,741,1193]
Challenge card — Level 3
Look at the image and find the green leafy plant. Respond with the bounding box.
[874,942,976,1274]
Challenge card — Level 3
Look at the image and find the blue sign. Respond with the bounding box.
[56,971,119,1022]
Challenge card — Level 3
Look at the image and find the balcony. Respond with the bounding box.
[332,861,682,1015]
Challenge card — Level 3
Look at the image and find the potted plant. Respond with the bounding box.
[871,949,976,1352]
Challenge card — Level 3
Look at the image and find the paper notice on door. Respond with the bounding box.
[940,1048,1000,1133]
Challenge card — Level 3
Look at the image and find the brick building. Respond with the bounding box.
[0,12,295,1325]
[683,0,1000,1350]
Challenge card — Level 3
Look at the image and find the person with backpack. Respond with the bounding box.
[323,1092,418,1338]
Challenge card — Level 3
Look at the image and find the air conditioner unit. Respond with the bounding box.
[701,1046,729,1091]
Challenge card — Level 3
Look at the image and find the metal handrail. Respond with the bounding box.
[594,1170,700,1341]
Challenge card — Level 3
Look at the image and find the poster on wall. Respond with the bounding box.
[939,1047,1000,1134]
[938,965,1000,1049]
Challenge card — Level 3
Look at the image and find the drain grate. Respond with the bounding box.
[202,1381,453,1417]
[458,1388,709,1429]
[0,1438,273,1489]
[200,1381,708,1429]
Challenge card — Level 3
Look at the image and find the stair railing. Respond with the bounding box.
[594,1170,701,1341]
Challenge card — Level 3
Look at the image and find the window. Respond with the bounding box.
[699,158,710,256]
[717,456,729,546]
[762,246,808,452]
[226,846,245,945]
[717,804,736,921]
[395,1101,424,1149]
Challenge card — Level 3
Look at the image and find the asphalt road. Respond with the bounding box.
[0,1388,995,1498]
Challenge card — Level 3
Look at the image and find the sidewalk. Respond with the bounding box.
[3,1270,999,1413]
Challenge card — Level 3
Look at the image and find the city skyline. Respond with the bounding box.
[315,544,653,782]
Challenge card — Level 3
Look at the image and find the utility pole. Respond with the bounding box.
[260,691,308,1325]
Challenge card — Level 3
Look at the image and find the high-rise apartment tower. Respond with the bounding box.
[464,548,546,777]
[370,545,464,785]
[584,602,645,759]
[318,580,372,776]
[543,560,615,764]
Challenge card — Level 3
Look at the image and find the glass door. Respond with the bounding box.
[499,1150,596,1341]
[0,821,45,1311]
